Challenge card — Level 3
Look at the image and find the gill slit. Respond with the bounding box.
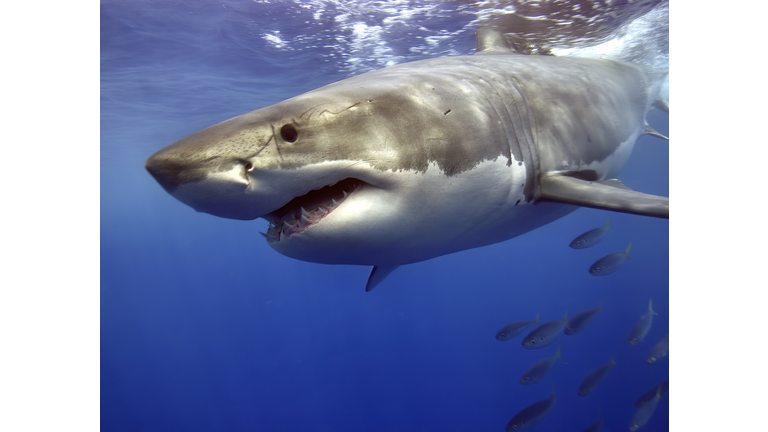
[270,124,284,163]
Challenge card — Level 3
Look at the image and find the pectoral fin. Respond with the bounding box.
[539,174,669,219]
[366,265,400,292]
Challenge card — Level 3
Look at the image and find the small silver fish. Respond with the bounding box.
[565,304,603,335]
[569,218,611,249]
[505,383,556,431]
[647,335,669,364]
[580,408,603,432]
[635,380,668,408]
[588,242,633,276]
[628,299,659,345]
[629,385,663,431]
[496,313,540,341]
[578,358,616,396]
[519,344,566,385]
[522,310,568,350]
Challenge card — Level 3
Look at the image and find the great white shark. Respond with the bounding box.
[145,29,669,291]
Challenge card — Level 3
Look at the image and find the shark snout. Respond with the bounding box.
[145,148,248,192]
[145,148,259,219]
[145,151,190,193]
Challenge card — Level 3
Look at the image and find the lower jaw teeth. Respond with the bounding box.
[262,183,360,243]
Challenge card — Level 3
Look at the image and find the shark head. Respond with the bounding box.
[145,61,534,267]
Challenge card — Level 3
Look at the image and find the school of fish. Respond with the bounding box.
[496,219,668,431]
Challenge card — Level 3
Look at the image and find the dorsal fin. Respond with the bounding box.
[475,28,514,54]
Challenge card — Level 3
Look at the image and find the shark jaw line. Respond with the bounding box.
[261,178,365,243]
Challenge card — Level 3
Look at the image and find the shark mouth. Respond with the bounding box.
[261,178,364,243]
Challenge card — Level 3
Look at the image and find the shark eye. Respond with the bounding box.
[281,124,298,142]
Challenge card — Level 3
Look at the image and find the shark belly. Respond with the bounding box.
[266,157,575,266]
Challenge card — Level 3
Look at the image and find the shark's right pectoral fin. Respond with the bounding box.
[539,174,669,219]
[365,265,400,292]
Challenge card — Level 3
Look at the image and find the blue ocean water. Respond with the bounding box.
[101,1,669,431]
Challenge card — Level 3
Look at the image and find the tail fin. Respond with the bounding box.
[642,123,669,140]
[555,344,567,365]
[624,242,634,262]
[649,299,659,316]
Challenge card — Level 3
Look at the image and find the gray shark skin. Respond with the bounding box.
[146,33,668,290]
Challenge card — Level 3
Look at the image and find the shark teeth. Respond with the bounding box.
[263,180,362,243]
[260,231,279,242]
